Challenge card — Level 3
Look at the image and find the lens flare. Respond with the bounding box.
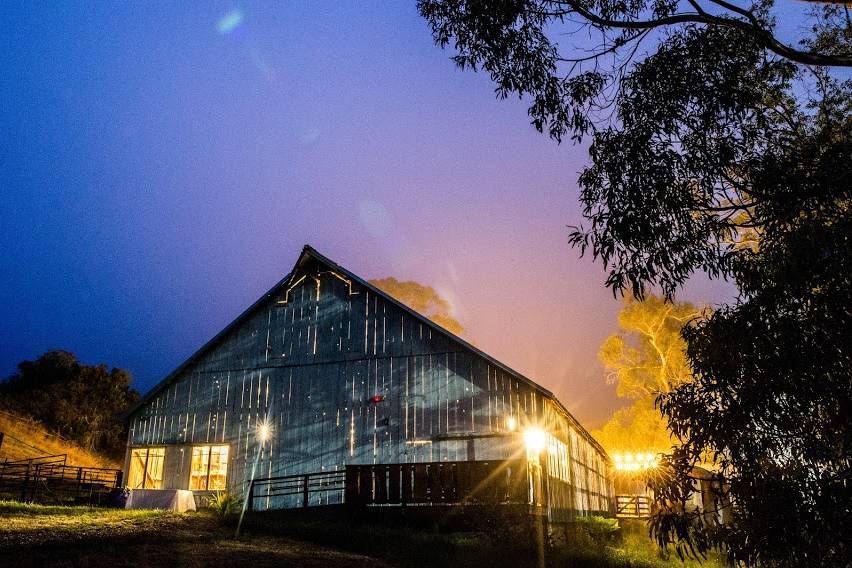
[217,9,243,34]
[256,419,272,443]
[359,199,393,238]
[523,427,547,454]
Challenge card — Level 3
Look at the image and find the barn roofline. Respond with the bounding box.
[126,245,609,459]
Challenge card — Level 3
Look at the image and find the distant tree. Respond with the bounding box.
[370,277,465,336]
[0,351,139,459]
[593,400,670,456]
[593,295,700,455]
[419,1,850,565]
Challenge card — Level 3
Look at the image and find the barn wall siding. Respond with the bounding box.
[127,252,612,518]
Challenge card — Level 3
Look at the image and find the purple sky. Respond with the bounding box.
[1,2,740,427]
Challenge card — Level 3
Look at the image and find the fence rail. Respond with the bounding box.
[2,453,68,467]
[247,470,346,511]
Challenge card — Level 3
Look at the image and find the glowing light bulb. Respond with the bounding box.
[523,428,547,454]
[507,416,517,431]
[256,420,273,443]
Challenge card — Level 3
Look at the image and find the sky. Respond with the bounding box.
[0,1,743,427]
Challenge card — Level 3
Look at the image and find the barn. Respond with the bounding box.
[124,245,613,522]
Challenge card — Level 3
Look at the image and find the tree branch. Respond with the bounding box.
[546,0,852,67]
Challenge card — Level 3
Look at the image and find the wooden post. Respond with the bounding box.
[302,474,310,508]
[247,480,255,512]
[344,466,357,506]
[76,467,83,503]
[21,462,30,502]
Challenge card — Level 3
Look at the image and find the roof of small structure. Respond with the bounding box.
[127,245,609,458]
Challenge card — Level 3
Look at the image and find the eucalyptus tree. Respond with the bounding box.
[418,1,850,565]
[593,295,700,455]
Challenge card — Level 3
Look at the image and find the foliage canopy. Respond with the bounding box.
[593,295,700,455]
[419,1,851,565]
[370,277,465,336]
[0,350,139,459]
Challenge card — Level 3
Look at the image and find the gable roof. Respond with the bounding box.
[127,245,608,458]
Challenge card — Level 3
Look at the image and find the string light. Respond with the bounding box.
[613,451,658,471]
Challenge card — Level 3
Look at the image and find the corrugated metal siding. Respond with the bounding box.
[127,258,611,516]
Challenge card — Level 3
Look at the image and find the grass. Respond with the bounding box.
[0,501,726,568]
[0,410,119,469]
[0,500,385,567]
[553,521,727,568]
[237,510,727,568]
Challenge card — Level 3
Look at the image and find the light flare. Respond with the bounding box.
[256,419,273,443]
[523,427,547,454]
[613,450,658,471]
[217,9,243,34]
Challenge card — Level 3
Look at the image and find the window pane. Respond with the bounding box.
[128,449,147,489]
[208,446,229,490]
[146,448,165,489]
[189,446,210,490]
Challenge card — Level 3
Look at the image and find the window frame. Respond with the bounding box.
[189,444,229,491]
[128,446,165,489]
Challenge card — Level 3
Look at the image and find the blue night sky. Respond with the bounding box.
[1,2,745,425]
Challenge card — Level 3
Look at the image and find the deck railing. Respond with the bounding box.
[345,460,529,506]
[246,459,531,511]
[246,470,346,511]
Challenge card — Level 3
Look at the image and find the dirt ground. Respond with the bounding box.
[0,504,388,568]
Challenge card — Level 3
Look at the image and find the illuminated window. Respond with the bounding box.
[189,445,229,490]
[128,447,165,489]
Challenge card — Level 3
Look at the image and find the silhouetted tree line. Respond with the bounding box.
[0,350,139,460]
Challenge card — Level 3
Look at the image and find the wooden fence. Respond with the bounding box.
[0,454,123,506]
[345,459,529,506]
[247,470,346,511]
[615,494,651,518]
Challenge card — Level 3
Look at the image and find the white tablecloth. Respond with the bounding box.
[125,489,197,512]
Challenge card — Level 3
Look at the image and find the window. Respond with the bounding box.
[189,445,229,490]
[128,447,165,489]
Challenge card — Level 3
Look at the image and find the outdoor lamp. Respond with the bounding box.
[256,420,273,443]
[523,427,547,454]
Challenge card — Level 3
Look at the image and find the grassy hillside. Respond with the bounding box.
[0,410,120,469]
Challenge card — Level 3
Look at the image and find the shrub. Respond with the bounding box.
[207,491,242,520]
[576,515,620,538]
